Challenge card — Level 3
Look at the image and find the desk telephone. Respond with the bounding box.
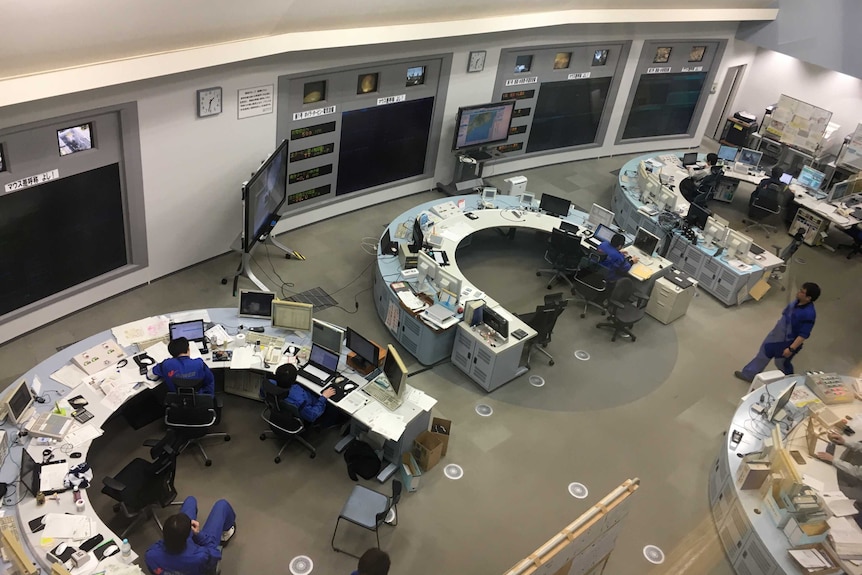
[264,346,283,365]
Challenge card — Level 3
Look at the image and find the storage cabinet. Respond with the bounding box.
[451,323,526,392]
[665,235,757,306]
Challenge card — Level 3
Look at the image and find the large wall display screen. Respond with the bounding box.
[527,77,613,153]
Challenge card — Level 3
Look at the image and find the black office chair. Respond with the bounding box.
[570,253,609,318]
[517,293,568,368]
[536,228,583,289]
[259,380,316,463]
[164,378,230,467]
[595,278,646,342]
[768,230,805,290]
[743,183,782,237]
[838,224,862,260]
[331,480,401,558]
[101,431,180,538]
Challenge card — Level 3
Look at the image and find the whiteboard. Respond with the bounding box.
[763,94,832,154]
[838,123,862,171]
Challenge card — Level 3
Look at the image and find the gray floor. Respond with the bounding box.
[2,141,860,574]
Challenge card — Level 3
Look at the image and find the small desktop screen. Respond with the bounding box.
[482,306,509,339]
[452,101,516,151]
[57,123,94,156]
[416,251,438,287]
[539,193,571,217]
[170,320,205,341]
[685,202,710,229]
[717,145,738,163]
[725,229,753,257]
[309,343,340,371]
[6,380,35,424]
[738,148,763,167]
[346,327,380,369]
[703,217,729,245]
[682,152,698,166]
[238,290,276,319]
[593,223,616,243]
[379,228,396,255]
[271,300,313,331]
[588,203,615,228]
[768,382,796,422]
[633,227,660,256]
[411,217,424,251]
[435,267,462,305]
[830,181,850,203]
[382,345,408,396]
[797,166,825,190]
[657,186,678,212]
[311,319,344,354]
[481,187,497,202]
[779,172,793,185]
[20,446,39,496]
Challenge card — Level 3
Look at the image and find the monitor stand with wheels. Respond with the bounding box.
[436,149,496,196]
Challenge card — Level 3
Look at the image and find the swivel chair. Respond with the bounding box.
[164,378,230,467]
[570,252,609,318]
[536,228,583,289]
[259,380,316,463]
[332,480,401,558]
[743,183,782,237]
[768,230,805,290]
[595,278,646,342]
[691,167,724,207]
[101,431,180,538]
[516,293,568,368]
[837,224,862,260]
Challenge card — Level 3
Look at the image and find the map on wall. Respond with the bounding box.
[763,94,832,153]
[838,123,862,171]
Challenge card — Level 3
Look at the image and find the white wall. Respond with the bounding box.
[0,21,748,344]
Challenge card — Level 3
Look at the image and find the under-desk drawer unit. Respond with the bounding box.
[224,370,266,400]
[681,244,706,278]
[398,313,423,355]
[733,535,778,575]
[712,479,737,526]
[718,500,751,564]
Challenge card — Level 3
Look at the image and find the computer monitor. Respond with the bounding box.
[346,327,381,370]
[169,319,206,343]
[643,174,661,204]
[238,289,276,319]
[656,185,678,213]
[20,446,39,496]
[308,343,340,372]
[481,187,497,206]
[271,300,313,331]
[539,193,571,217]
[738,148,763,167]
[381,345,408,397]
[703,217,729,247]
[379,228,397,256]
[434,267,462,307]
[798,166,826,190]
[829,181,851,203]
[410,216,424,253]
[518,192,535,207]
[311,319,344,354]
[682,152,698,167]
[725,229,753,260]
[637,161,650,190]
[633,227,660,257]
[416,250,438,289]
[717,145,738,163]
[482,305,509,339]
[779,172,793,185]
[4,380,35,425]
[768,382,796,422]
[588,203,615,229]
[243,139,288,252]
[593,223,616,244]
[685,202,711,230]
[452,101,516,152]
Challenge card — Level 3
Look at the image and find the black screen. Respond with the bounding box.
[526,78,612,153]
[0,164,127,317]
[482,306,509,339]
[622,72,707,139]
[336,97,434,196]
[686,203,711,229]
[539,193,571,217]
[20,447,39,496]
[346,327,379,367]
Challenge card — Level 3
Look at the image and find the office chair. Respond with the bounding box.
[101,431,180,538]
[164,378,230,467]
[743,183,782,237]
[691,167,724,207]
[769,230,805,290]
[259,380,316,463]
[595,278,646,342]
[837,224,862,260]
[536,228,583,289]
[570,253,609,318]
[516,293,568,368]
[331,480,401,558]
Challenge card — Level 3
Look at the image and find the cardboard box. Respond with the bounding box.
[736,461,771,490]
[413,431,443,472]
[762,483,791,528]
[784,517,830,546]
[400,453,422,492]
[430,417,451,457]
[790,542,842,575]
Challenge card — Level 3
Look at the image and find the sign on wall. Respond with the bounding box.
[4,169,60,193]
[238,85,274,119]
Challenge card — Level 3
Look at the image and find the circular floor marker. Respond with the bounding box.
[529,375,545,387]
[475,404,493,417]
[574,350,590,361]
[289,555,314,575]
[643,545,665,565]
[568,482,589,499]
[444,464,464,480]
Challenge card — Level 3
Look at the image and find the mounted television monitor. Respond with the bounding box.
[681,152,698,167]
[482,306,509,339]
[798,166,825,190]
[633,227,660,257]
[685,202,711,230]
[239,289,276,319]
[346,327,381,371]
[539,193,571,218]
[243,139,288,252]
[382,345,408,397]
[271,300,313,331]
[4,379,35,425]
[57,123,93,156]
[738,148,763,167]
[717,145,738,163]
[452,101,516,152]
[725,229,753,259]
[588,203,615,229]
[311,319,344,354]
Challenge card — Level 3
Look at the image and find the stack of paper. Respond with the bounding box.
[828,516,862,558]
[789,548,834,571]
[822,491,859,517]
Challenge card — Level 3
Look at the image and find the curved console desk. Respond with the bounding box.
[711,375,862,575]
[1,308,434,573]
[613,152,783,306]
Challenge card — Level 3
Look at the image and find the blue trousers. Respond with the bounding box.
[181,496,236,542]
[741,341,797,380]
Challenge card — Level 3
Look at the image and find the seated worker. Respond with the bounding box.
[150,337,215,395]
[816,432,862,480]
[272,364,348,428]
[680,152,722,203]
[145,495,236,575]
[750,166,785,207]
[598,233,637,282]
[351,548,391,575]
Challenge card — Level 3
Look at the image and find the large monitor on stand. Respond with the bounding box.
[452,101,515,160]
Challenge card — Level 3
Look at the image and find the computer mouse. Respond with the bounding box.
[102,545,119,558]
[70,452,82,459]
[56,542,68,555]
[344,382,358,392]
[334,376,345,385]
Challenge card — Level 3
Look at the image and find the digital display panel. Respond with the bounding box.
[406,66,426,86]
[509,125,527,135]
[452,101,515,151]
[290,121,337,141]
[512,107,532,118]
[502,90,536,101]
[289,164,333,184]
[497,143,523,153]
[289,143,334,163]
[288,184,331,205]
[244,140,288,251]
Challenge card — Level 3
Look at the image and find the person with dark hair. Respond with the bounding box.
[750,166,786,207]
[351,548,391,575]
[270,363,347,428]
[145,496,236,575]
[150,337,215,394]
[680,152,722,203]
[734,282,820,382]
[598,233,636,282]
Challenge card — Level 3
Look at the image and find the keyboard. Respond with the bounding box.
[299,364,334,386]
[26,412,73,440]
[244,333,285,351]
[363,379,404,411]
[137,334,169,351]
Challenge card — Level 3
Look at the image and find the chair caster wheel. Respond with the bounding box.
[549,360,555,366]
[310,453,316,459]
[601,311,606,316]
[259,434,266,440]
[536,272,541,277]
[631,336,637,342]
[611,337,617,342]
[205,460,212,467]
[224,435,231,441]
[274,457,281,464]
[221,278,228,285]
[541,343,548,348]
[113,504,121,513]
[580,313,586,318]
[525,363,531,370]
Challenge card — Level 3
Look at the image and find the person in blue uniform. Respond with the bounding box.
[272,364,347,428]
[145,496,236,575]
[151,337,215,394]
[598,233,637,282]
[351,548,390,575]
[734,282,820,382]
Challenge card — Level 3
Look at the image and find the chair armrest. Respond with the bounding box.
[102,476,126,492]
[142,438,159,448]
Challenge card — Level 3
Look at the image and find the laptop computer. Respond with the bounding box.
[25,412,73,440]
[169,319,209,354]
[298,344,340,386]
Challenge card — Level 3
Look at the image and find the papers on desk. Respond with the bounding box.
[229,346,254,370]
[142,341,171,363]
[802,474,826,494]
[438,221,475,242]
[726,258,753,272]
[51,364,88,388]
[64,423,103,447]
[360,403,407,439]
[40,462,69,493]
[169,310,211,324]
[789,548,834,570]
[628,263,653,281]
[403,386,437,411]
[43,513,92,539]
[112,316,170,347]
[828,516,862,558]
[822,491,860,517]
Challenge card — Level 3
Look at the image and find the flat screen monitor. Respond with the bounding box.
[452,101,516,151]
[518,192,535,207]
[685,202,711,230]
[416,250,438,288]
[271,300,313,331]
[346,327,381,370]
[682,152,698,166]
[539,193,571,217]
[638,161,650,190]
[311,319,344,354]
[633,227,660,257]
[57,123,94,156]
[798,166,826,190]
[20,446,39,496]
[830,181,851,203]
[643,174,661,204]
[379,228,397,255]
[238,290,276,319]
[780,172,793,185]
[482,306,509,339]
[703,217,729,246]
[726,229,753,259]
[435,267,462,303]
[5,380,35,424]
[410,216,424,252]
[309,343,340,372]
[0,143,6,173]
[169,319,206,342]
[588,203,615,228]
[244,139,288,252]
[656,186,678,212]
[717,145,738,163]
[738,148,763,167]
[382,345,408,397]
[622,72,708,139]
[768,382,796,422]
[481,187,497,203]
[593,223,616,243]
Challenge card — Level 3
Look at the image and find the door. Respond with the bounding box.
[708,64,747,141]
